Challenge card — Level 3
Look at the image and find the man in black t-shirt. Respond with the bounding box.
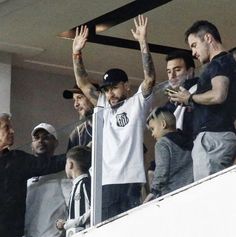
[169,20,236,181]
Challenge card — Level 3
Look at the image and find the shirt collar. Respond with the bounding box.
[211,51,228,61]
[72,173,89,186]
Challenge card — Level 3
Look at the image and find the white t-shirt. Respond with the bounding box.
[97,86,153,185]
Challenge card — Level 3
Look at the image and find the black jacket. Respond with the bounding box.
[0,149,65,237]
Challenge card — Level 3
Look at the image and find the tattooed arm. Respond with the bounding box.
[131,15,156,97]
[72,26,99,106]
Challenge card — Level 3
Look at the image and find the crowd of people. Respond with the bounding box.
[0,14,236,237]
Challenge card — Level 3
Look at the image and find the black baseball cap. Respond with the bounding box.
[63,83,100,99]
[63,84,83,99]
[100,68,128,89]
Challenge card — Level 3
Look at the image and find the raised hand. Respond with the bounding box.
[131,14,148,42]
[73,25,89,54]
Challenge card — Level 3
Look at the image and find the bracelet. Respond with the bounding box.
[72,52,82,60]
[188,93,195,105]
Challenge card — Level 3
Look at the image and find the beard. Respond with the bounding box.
[78,108,93,120]
[169,74,189,89]
[109,95,127,109]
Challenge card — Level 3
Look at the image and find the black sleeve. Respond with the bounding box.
[67,128,79,151]
[17,150,66,179]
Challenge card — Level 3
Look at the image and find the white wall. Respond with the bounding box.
[73,166,236,237]
[11,67,78,153]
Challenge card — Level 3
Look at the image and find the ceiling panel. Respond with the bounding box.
[0,0,235,86]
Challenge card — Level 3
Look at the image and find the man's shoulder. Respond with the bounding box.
[81,175,91,185]
[206,52,234,76]
[70,122,86,135]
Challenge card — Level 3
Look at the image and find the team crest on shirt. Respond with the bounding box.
[116,112,129,127]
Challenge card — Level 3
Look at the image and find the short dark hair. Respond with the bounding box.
[166,50,195,69]
[146,107,176,130]
[185,20,222,44]
[66,146,91,173]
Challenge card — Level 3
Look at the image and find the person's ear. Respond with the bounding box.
[204,33,213,44]
[161,119,167,129]
[124,82,130,92]
[68,160,74,170]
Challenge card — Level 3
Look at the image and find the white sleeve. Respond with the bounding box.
[64,210,90,230]
[97,93,107,108]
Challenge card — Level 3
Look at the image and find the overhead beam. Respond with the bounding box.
[83,0,173,33]
[89,35,192,55]
[58,0,193,55]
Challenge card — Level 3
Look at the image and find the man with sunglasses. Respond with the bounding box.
[71,15,156,220]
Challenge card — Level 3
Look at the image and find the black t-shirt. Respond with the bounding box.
[193,52,236,135]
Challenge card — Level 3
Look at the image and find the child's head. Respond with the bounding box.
[65,145,91,179]
[146,107,176,140]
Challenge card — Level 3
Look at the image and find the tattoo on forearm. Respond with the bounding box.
[140,41,156,96]
[75,57,88,78]
[142,52,155,78]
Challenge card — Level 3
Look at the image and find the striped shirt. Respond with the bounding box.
[64,174,91,231]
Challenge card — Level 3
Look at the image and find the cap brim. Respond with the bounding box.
[63,89,83,99]
[100,81,119,90]
[31,127,57,139]
[31,127,44,137]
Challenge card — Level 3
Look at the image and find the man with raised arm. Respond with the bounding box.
[72,15,156,220]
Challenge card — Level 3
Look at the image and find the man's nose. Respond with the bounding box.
[106,89,114,98]
[170,71,176,79]
[38,136,44,142]
[74,100,80,108]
